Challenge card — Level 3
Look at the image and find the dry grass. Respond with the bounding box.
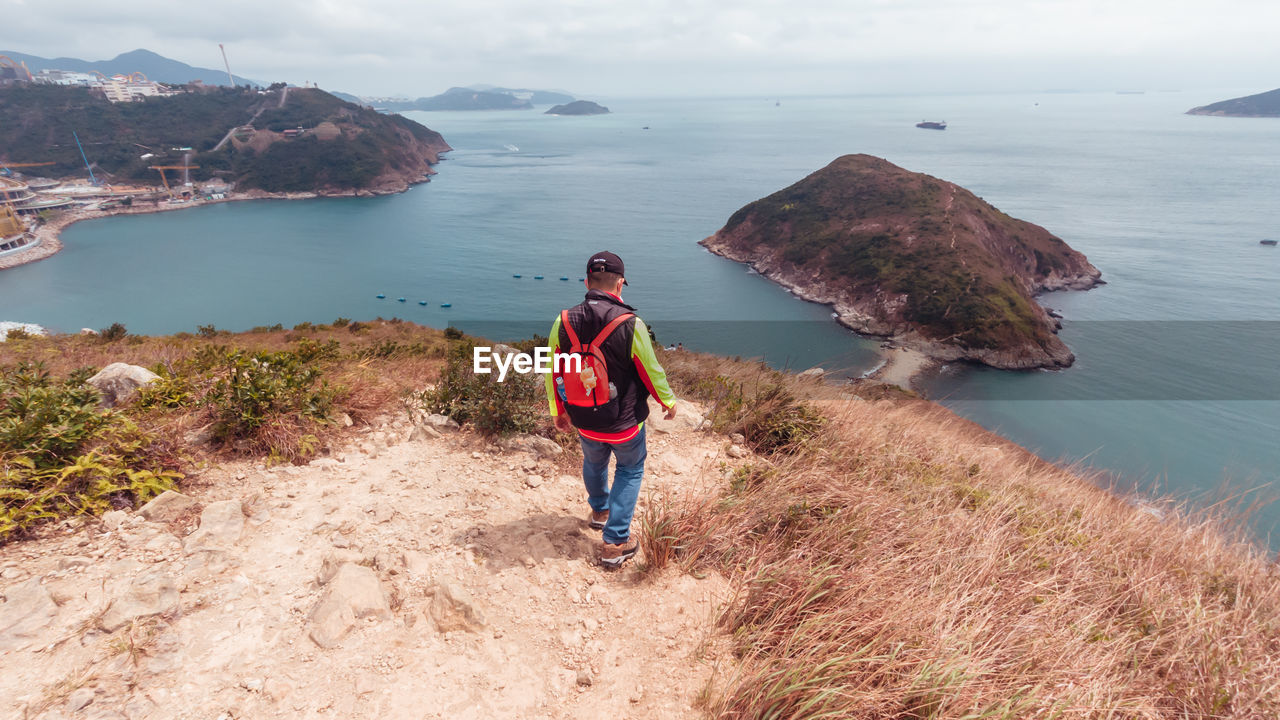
[657,352,1280,719]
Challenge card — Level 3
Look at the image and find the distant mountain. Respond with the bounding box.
[380,87,534,112]
[327,91,366,106]
[1187,88,1280,117]
[468,85,575,105]
[0,48,258,87]
[545,100,610,116]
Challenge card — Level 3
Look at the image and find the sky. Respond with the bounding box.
[2,0,1278,98]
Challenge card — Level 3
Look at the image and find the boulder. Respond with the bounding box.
[422,414,460,433]
[429,582,486,633]
[409,424,442,443]
[137,490,199,523]
[799,367,826,378]
[183,500,245,554]
[727,444,749,459]
[498,433,563,458]
[308,563,391,648]
[648,401,708,434]
[99,572,180,631]
[101,509,129,531]
[0,578,59,651]
[86,363,160,408]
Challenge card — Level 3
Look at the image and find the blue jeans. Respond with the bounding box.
[580,425,647,545]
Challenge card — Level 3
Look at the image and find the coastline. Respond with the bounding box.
[0,179,433,273]
[867,345,935,391]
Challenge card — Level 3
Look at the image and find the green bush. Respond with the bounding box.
[205,349,335,441]
[99,323,128,342]
[412,341,540,436]
[687,372,824,454]
[0,362,179,542]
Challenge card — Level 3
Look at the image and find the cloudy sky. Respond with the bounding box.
[3,0,1277,98]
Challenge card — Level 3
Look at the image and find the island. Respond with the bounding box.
[544,100,610,116]
[700,154,1102,370]
[379,87,534,112]
[1187,88,1280,117]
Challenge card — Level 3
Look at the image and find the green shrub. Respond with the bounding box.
[332,317,351,328]
[688,372,824,454]
[196,324,219,338]
[206,349,335,441]
[412,341,540,436]
[99,323,128,342]
[0,362,180,542]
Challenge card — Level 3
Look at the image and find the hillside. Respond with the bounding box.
[0,84,451,194]
[2,323,1277,718]
[0,48,257,87]
[1187,87,1280,117]
[545,100,610,116]
[701,154,1102,368]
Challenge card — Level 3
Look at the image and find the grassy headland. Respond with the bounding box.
[1188,88,1280,118]
[3,323,1277,717]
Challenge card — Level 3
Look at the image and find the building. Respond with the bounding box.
[95,77,181,103]
[34,69,97,86]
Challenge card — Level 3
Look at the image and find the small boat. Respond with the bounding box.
[418,300,427,305]
[1262,239,1278,246]
[534,275,544,280]
[440,303,452,308]
[397,298,406,302]
[560,276,569,281]
[916,120,947,130]
[376,294,386,299]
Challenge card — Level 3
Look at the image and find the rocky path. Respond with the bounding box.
[0,405,733,720]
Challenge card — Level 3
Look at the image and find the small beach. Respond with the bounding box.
[870,346,934,391]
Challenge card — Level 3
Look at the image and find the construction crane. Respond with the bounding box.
[0,161,56,177]
[149,165,201,198]
[219,44,235,87]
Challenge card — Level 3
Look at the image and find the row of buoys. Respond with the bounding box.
[512,275,582,281]
[376,294,451,308]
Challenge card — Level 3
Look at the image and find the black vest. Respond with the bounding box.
[558,290,651,434]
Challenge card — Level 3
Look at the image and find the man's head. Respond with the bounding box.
[586,251,627,294]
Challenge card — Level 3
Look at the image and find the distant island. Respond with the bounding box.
[0,84,450,194]
[378,86,575,112]
[700,154,1102,369]
[1187,88,1280,117]
[545,100,610,116]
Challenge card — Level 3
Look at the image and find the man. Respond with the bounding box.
[546,251,678,567]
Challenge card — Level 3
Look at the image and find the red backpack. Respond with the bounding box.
[559,309,634,410]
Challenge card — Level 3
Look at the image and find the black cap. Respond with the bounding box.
[586,251,628,285]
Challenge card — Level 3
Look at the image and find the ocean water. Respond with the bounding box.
[1,91,1278,538]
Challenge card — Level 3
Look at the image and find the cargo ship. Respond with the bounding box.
[916,120,947,130]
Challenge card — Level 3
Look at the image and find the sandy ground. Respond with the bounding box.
[0,402,736,720]
[870,346,935,391]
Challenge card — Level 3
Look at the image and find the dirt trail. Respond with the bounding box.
[0,405,733,720]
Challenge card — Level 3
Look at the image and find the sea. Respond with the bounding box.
[2,90,1278,542]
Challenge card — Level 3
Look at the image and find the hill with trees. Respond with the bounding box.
[701,154,1102,368]
[1187,87,1280,117]
[0,84,450,193]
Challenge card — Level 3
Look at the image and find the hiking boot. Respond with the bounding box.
[600,538,638,568]
[588,509,609,531]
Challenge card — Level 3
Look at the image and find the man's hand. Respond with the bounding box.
[554,414,574,433]
[664,403,677,421]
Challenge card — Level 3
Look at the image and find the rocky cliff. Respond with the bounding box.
[701,154,1102,369]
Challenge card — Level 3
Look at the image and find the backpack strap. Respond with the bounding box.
[560,309,582,350]
[589,313,634,350]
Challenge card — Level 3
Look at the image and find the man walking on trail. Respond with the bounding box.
[546,251,678,568]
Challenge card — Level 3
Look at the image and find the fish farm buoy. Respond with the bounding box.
[376,294,386,299]
[560,276,569,281]
[578,277,585,282]
[440,303,452,308]
[534,275,544,280]
[397,298,406,302]
[418,300,427,306]
[513,274,522,278]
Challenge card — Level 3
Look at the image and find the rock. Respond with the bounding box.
[429,583,486,633]
[576,670,593,687]
[409,424,442,443]
[99,572,179,631]
[402,550,431,577]
[58,556,93,571]
[492,343,519,356]
[183,500,245,554]
[524,475,543,489]
[80,328,98,336]
[339,413,354,427]
[66,687,96,711]
[499,433,563,458]
[423,414,460,433]
[649,401,708,434]
[799,367,826,378]
[86,363,160,408]
[727,444,749,459]
[182,424,215,447]
[317,549,367,584]
[101,510,129,531]
[0,578,59,651]
[309,563,391,648]
[137,490,199,523]
[729,433,746,444]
